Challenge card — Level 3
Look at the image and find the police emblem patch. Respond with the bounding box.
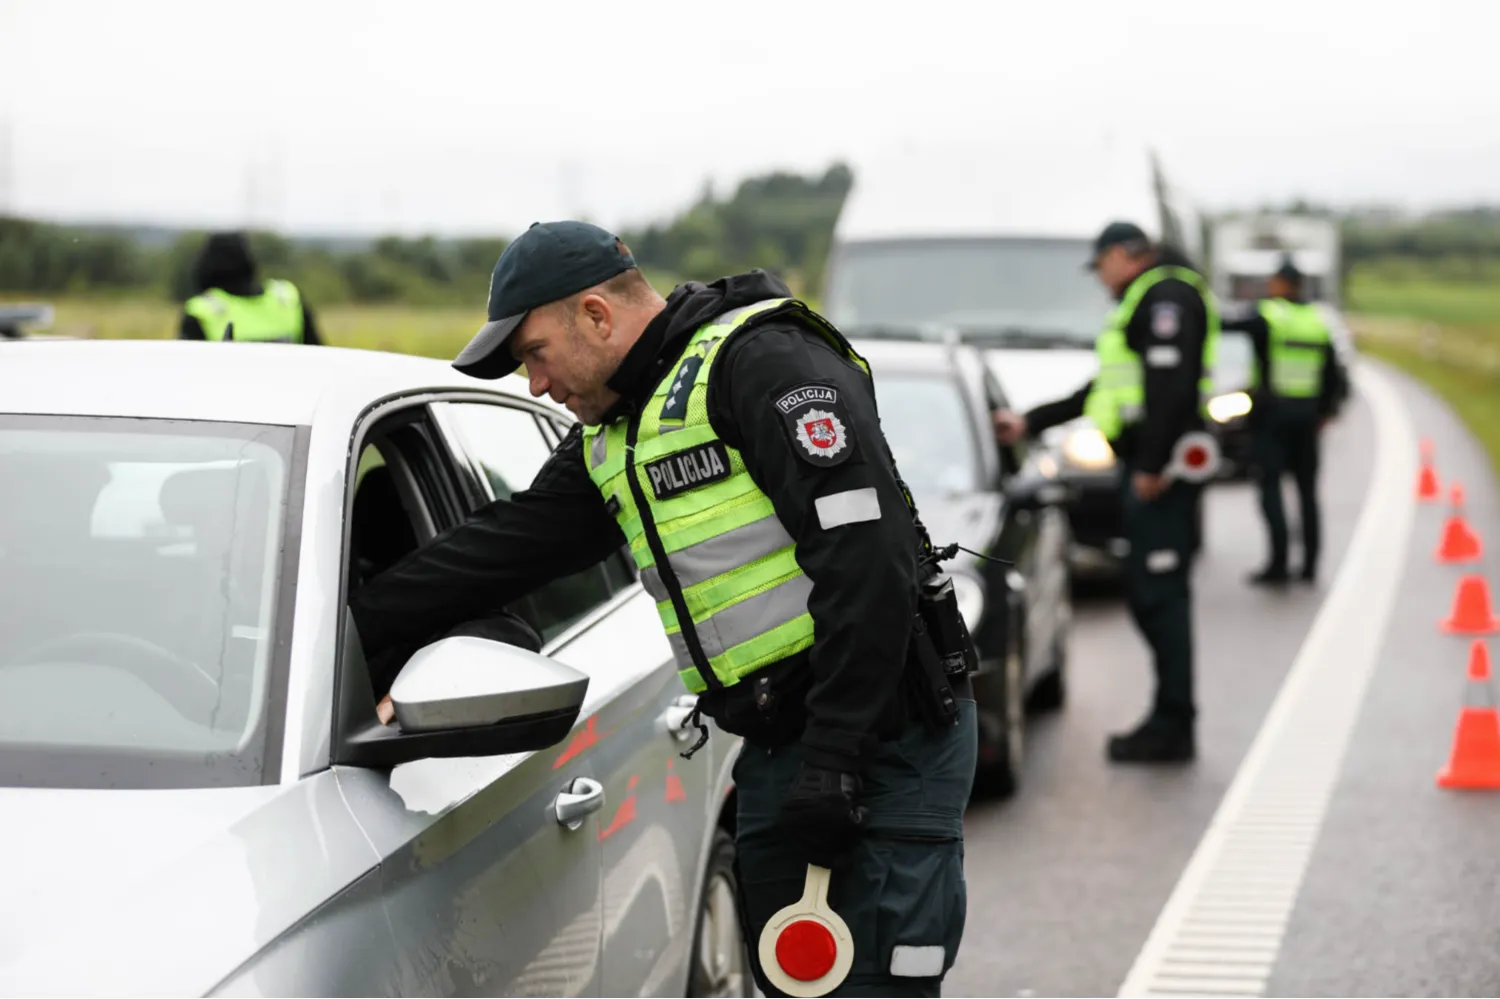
[795,408,846,458]
[775,383,858,466]
[1150,302,1181,338]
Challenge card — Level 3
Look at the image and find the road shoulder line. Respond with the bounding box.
[1117,363,1418,998]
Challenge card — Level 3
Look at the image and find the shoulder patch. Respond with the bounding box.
[644,441,732,500]
[1150,301,1181,339]
[774,384,839,414]
[774,383,857,467]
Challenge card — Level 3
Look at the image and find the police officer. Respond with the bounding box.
[178,231,322,344]
[994,221,1218,763]
[347,221,978,997]
[1223,256,1348,585]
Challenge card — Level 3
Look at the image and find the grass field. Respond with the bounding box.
[1346,259,1500,476]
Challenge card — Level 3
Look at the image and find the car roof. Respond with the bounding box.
[852,336,979,379]
[0,340,553,426]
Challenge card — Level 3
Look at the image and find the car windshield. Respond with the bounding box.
[872,372,982,495]
[0,415,298,789]
[825,237,1115,345]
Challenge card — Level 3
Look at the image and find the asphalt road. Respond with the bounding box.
[945,359,1500,999]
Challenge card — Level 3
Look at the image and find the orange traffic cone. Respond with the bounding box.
[1442,575,1500,634]
[1417,439,1442,502]
[1437,641,1500,789]
[1436,484,1484,563]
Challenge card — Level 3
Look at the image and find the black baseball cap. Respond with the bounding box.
[1273,253,1304,283]
[1085,220,1150,270]
[453,220,637,379]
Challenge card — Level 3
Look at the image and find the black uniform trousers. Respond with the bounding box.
[733,700,978,997]
[1253,405,1322,575]
[1120,473,1201,732]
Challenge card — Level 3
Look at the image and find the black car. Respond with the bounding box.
[854,336,1074,798]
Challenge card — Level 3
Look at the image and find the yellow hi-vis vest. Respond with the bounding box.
[583,298,878,695]
[1082,265,1221,441]
[184,279,306,343]
[1257,298,1331,399]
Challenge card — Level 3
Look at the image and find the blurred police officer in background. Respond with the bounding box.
[348,220,979,996]
[178,231,322,344]
[994,221,1218,764]
[1222,255,1348,585]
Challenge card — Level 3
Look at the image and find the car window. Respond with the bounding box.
[0,415,297,789]
[439,402,625,644]
[870,373,983,495]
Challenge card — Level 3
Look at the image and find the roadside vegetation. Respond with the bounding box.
[1345,258,1500,475]
[2,180,1496,472]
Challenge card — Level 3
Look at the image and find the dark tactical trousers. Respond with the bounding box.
[1121,476,1201,732]
[733,699,978,997]
[1254,410,1322,574]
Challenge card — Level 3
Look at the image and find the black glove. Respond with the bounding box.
[776,762,869,868]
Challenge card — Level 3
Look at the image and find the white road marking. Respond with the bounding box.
[1117,363,1418,998]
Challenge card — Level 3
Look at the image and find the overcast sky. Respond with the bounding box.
[3,0,1499,237]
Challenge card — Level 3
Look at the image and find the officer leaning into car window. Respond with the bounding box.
[994,221,1218,764]
[1222,255,1348,586]
[178,231,322,345]
[347,220,979,997]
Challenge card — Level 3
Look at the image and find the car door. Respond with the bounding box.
[983,366,1070,682]
[430,398,714,997]
[335,399,607,998]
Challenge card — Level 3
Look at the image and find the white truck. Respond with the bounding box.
[1209,213,1343,309]
[1207,212,1355,407]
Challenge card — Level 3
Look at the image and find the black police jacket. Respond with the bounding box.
[349,269,926,772]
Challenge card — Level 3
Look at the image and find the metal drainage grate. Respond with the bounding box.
[1118,365,1418,998]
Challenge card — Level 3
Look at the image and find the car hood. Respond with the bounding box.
[0,775,379,997]
[979,341,1255,414]
[909,490,1004,564]
[979,348,1097,414]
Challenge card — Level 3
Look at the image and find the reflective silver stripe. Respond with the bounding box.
[1146,345,1181,368]
[665,573,813,668]
[589,431,607,469]
[639,515,794,595]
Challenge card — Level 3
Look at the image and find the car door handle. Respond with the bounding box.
[555,777,605,831]
[662,694,699,741]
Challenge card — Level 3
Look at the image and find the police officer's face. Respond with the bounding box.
[511,294,628,424]
[1093,246,1133,296]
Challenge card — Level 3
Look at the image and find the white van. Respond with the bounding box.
[821,138,1220,573]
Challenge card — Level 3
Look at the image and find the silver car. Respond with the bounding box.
[0,339,750,998]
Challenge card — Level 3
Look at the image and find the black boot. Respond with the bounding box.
[1107,717,1196,764]
[1247,564,1290,586]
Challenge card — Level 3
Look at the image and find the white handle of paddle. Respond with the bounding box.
[757,863,855,997]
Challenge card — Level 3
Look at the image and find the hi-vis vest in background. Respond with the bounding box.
[1256,298,1331,399]
[184,279,305,343]
[1083,265,1222,440]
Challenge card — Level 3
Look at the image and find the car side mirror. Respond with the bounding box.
[334,635,589,770]
[1003,473,1073,511]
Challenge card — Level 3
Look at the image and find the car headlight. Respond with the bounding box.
[1207,391,1253,423]
[1061,426,1116,471]
[949,571,985,630]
